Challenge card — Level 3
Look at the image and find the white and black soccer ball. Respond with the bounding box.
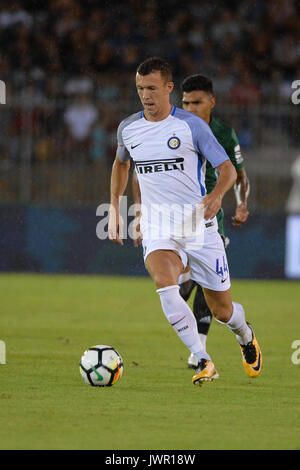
[79,345,123,387]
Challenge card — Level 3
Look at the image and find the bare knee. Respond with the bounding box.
[145,250,183,289]
[211,304,232,323]
[203,288,233,323]
[153,273,175,289]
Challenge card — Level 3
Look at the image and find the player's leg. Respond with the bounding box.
[178,266,214,369]
[185,283,215,368]
[187,226,262,384]
[202,287,262,379]
[184,213,227,369]
[192,212,227,345]
[193,284,212,345]
[145,249,212,366]
[179,268,212,343]
[178,266,195,301]
[145,249,181,288]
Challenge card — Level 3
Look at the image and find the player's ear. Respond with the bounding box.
[210,95,216,110]
[167,81,174,94]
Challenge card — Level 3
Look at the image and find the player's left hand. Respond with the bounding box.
[232,203,249,226]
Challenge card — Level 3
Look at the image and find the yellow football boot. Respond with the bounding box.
[239,323,262,378]
[192,359,218,386]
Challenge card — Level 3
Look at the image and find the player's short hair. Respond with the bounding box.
[137,57,173,83]
[182,75,214,95]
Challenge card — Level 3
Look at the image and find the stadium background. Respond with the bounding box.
[1,0,300,279]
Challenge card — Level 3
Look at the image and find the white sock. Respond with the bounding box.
[157,285,210,362]
[199,333,207,348]
[217,302,252,345]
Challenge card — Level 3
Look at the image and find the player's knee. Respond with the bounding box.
[153,273,176,289]
[209,303,232,323]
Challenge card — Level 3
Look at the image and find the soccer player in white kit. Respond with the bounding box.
[108,57,262,385]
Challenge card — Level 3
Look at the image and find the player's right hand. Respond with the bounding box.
[132,214,143,247]
[202,190,222,220]
[108,206,124,245]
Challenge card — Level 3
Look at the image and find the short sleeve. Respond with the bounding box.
[192,120,230,168]
[116,121,130,162]
[226,129,244,170]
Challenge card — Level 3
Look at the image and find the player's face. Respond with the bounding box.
[136,71,174,121]
[182,90,215,123]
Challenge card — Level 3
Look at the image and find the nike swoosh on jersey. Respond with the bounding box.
[221,277,228,283]
[131,143,142,149]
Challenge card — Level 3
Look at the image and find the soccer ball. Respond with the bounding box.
[79,345,123,387]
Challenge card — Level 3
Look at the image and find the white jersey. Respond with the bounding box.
[116,105,229,239]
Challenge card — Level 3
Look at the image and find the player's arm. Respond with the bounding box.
[203,160,237,220]
[226,129,250,226]
[109,156,130,245]
[132,170,141,205]
[232,168,250,226]
[131,171,143,247]
[197,125,237,220]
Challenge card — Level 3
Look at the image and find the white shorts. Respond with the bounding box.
[142,221,231,292]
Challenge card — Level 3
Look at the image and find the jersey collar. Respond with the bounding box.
[140,105,176,120]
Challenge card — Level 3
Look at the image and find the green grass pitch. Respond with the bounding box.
[0,273,300,450]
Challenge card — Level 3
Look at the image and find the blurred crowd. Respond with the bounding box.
[0,0,299,166]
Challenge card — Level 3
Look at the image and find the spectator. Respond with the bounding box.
[211,10,241,42]
[0,1,33,29]
[213,62,235,104]
[231,72,261,107]
[64,95,98,141]
[64,94,98,162]
[0,0,298,107]
[0,0,298,167]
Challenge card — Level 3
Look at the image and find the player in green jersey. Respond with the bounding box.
[180,74,250,370]
[131,74,250,373]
